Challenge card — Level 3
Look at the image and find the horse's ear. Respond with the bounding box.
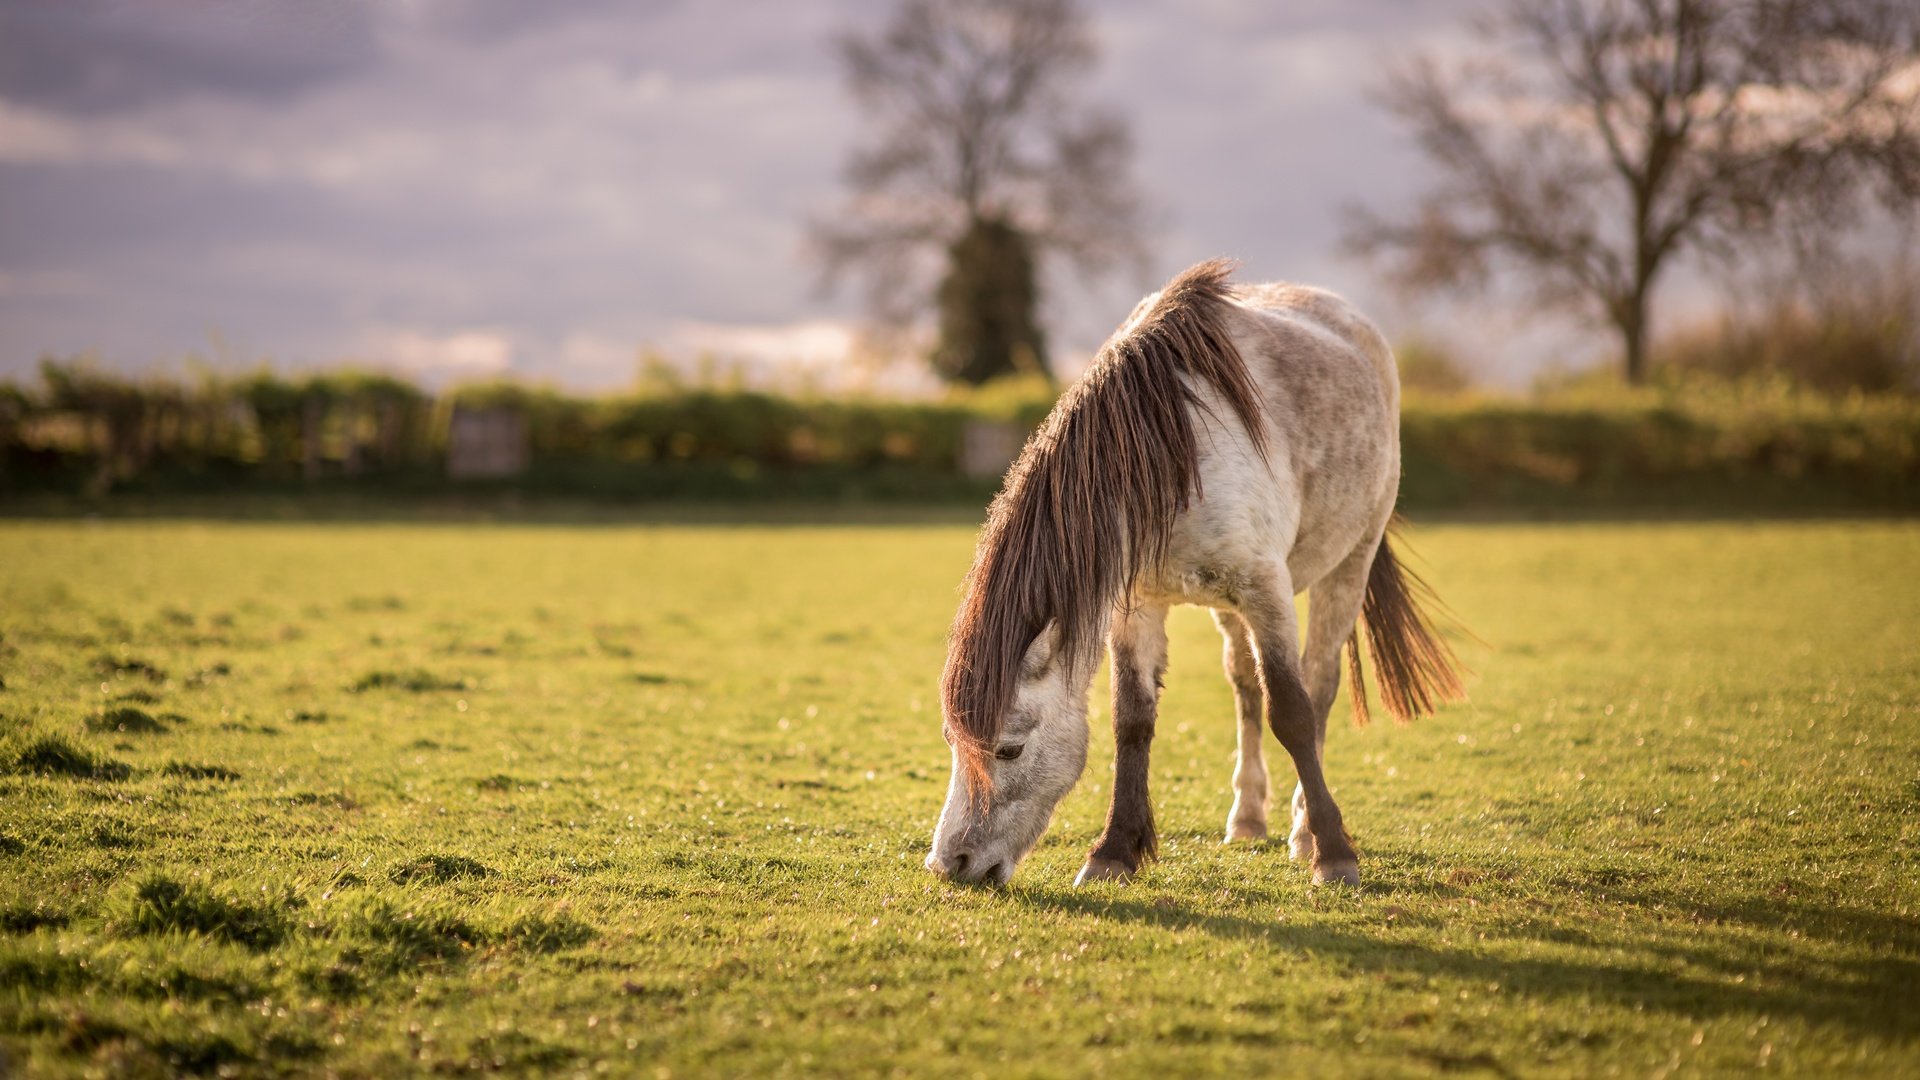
[1019,622,1059,681]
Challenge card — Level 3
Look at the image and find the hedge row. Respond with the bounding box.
[1400,386,1920,507]
[3,363,1916,508]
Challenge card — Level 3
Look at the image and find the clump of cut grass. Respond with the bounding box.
[347,901,489,969]
[87,706,182,734]
[11,736,132,781]
[280,790,357,810]
[346,595,407,612]
[150,1030,251,1074]
[504,913,596,954]
[119,963,257,1005]
[348,668,465,693]
[119,877,289,951]
[161,761,241,782]
[184,661,231,687]
[88,822,143,849]
[298,957,367,1001]
[388,854,494,885]
[456,1030,575,1071]
[0,901,71,934]
[0,951,89,992]
[38,1012,133,1056]
[93,654,166,682]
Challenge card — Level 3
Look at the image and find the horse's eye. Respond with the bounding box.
[995,743,1025,762]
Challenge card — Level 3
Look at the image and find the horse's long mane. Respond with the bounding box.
[941,259,1267,792]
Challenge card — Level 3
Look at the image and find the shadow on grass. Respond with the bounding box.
[1013,873,1920,1043]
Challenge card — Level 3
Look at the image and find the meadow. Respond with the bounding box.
[0,514,1915,1077]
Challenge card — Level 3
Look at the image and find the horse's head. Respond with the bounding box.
[926,628,1089,885]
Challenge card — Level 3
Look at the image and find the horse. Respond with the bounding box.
[925,258,1466,889]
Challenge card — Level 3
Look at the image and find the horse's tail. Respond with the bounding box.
[1344,520,1469,726]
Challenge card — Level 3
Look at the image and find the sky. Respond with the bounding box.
[0,0,1564,392]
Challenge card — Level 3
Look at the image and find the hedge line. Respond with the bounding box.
[3,363,1916,509]
[1399,387,1920,507]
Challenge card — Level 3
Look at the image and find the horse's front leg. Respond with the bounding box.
[1075,602,1169,886]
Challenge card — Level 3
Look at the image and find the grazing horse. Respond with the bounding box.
[925,259,1465,889]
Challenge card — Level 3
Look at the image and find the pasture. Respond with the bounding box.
[0,515,1915,1077]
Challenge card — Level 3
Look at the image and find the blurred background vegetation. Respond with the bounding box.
[3,0,1917,513]
[4,339,1916,512]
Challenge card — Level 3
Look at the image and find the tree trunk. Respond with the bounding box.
[1622,321,1648,385]
[1617,293,1651,386]
[933,216,1049,385]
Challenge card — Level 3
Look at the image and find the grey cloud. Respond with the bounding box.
[0,1,382,114]
[0,0,1507,386]
[401,0,679,45]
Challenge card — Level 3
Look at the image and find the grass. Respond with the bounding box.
[0,516,1915,1077]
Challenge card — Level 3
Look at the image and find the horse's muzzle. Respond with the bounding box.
[925,847,1008,886]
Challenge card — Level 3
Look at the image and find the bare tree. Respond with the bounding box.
[812,0,1146,384]
[1347,0,1920,383]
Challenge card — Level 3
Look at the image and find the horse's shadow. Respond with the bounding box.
[1010,846,1920,1044]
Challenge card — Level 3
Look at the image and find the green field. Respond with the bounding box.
[0,516,1916,1077]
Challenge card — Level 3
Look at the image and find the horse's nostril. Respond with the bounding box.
[950,851,971,877]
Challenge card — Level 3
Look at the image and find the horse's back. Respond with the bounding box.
[1228,282,1399,409]
[1174,281,1401,594]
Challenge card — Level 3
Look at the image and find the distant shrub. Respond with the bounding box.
[1395,337,1474,396]
[1652,273,1919,395]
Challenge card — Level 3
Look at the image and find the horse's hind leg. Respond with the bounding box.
[1213,609,1269,842]
[1239,562,1361,886]
[1076,602,1170,886]
[1289,534,1382,863]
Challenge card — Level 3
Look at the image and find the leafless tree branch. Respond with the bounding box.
[812,0,1147,338]
[1346,0,1920,382]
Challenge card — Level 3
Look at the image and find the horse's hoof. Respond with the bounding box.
[1311,859,1360,887]
[1073,857,1134,886]
[1224,819,1267,843]
[1288,832,1314,863]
